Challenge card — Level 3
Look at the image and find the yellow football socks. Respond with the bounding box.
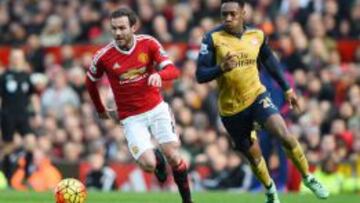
[250,156,272,187]
[284,141,309,177]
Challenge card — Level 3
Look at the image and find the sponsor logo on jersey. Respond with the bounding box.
[119,67,147,81]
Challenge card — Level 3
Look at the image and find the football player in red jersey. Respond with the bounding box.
[85,8,193,203]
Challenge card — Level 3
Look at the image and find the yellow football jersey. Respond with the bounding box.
[211,28,266,116]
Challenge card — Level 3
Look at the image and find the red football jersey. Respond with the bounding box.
[87,35,173,119]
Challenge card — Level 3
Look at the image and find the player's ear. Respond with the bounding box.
[132,21,140,33]
[241,9,246,18]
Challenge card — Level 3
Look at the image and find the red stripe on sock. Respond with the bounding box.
[172,159,187,172]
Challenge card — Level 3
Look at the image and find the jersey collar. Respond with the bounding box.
[113,35,137,55]
[233,26,247,38]
[223,25,247,39]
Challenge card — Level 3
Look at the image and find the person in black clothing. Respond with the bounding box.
[85,153,116,191]
[202,152,252,191]
[0,48,41,182]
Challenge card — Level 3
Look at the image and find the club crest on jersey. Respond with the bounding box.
[113,62,121,69]
[138,53,149,64]
[131,145,139,155]
[251,38,259,45]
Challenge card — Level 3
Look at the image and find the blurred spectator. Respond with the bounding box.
[41,69,80,119]
[60,45,75,69]
[201,152,252,191]
[300,155,344,195]
[152,15,173,43]
[63,142,83,163]
[67,66,86,99]
[86,153,116,191]
[25,35,46,73]
[40,15,64,47]
[10,148,62,192]
[0,171,8,190]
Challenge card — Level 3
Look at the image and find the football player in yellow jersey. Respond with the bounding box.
[196,1,329,203]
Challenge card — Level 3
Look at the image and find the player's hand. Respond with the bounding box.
[98,111,111,120]
[220,52,237,72]
[285,89,301,113]
[148,73,162,87]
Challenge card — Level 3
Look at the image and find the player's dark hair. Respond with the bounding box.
[110,7,138,27]
[221,0,245,7]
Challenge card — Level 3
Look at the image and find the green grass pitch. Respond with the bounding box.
[0,191,358,203]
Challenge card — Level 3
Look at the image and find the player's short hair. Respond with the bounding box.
[110,7,138,27]
[221,0,245,7]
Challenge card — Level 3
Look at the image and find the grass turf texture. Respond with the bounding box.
[0,191,358,203]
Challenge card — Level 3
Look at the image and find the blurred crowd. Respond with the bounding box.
[0,0,360,193]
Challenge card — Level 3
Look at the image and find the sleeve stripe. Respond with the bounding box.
[158,60,172,70]
[87,72,100,82]
[137,34,163,48]
[93,42,114,64]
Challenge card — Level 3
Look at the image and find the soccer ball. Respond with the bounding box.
[54,178,87,203]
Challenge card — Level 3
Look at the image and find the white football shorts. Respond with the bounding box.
[121,102,179,160]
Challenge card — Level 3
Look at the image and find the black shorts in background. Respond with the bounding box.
[1,113,32,142]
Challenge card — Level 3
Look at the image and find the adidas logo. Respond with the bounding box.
[113,62,121,69]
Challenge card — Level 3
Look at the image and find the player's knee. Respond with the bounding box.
[278,131,297,149]
[139,159,157,172]
[273,126,296,148]
[138,152,157,172]
[161,142,181,167]
[164,151,181,167]
[273,124,287,138]
[251,156,263,167]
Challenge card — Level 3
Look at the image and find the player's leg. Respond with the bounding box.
[241,137,280,203]
[263,114,329,198]
[263,114,308,176]
[255,93,329,199]
[153,148,167,183]
[221,111,280,203]
[150,102,193,203]
[137,150,157,172]
[122,117,157,172]
[1,115,17,182]
[17,115,37,175]
[160,142,192,203]
[135,147,168,180]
